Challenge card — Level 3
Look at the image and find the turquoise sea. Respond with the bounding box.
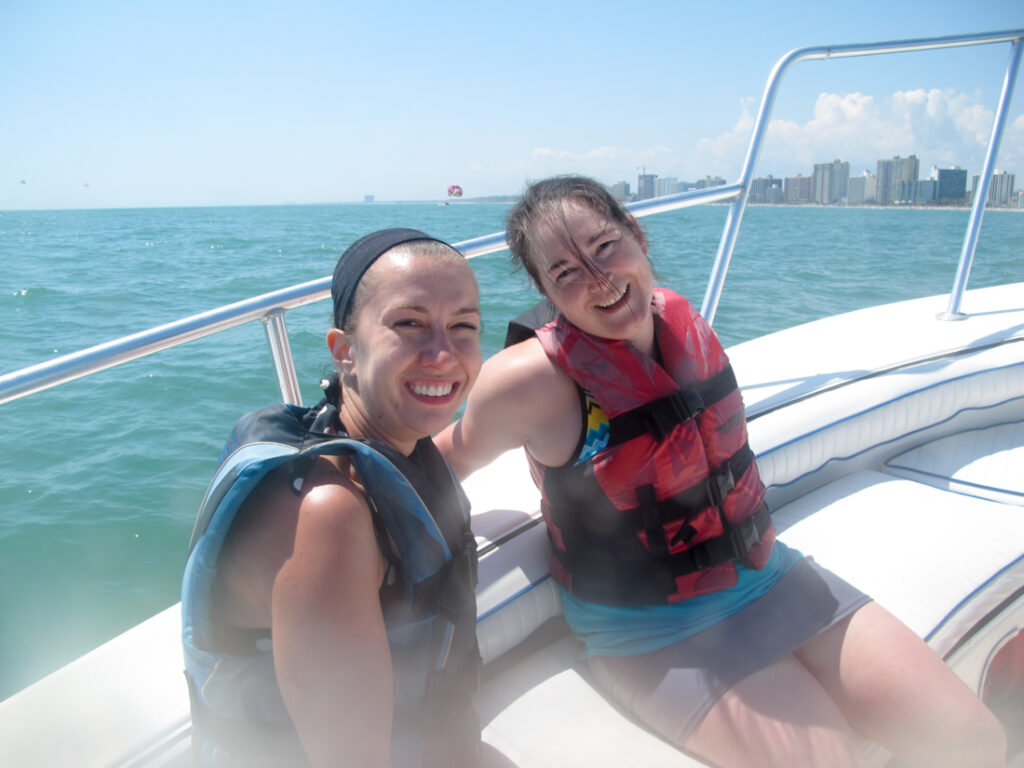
[0,202,1020,700]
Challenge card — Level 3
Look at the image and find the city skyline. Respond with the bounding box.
[617,153,1019,207]
[2,2,1022,211]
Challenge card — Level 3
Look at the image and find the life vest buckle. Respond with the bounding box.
[728,503,771,563]
[730,515,763,558]
[707,464,737,507]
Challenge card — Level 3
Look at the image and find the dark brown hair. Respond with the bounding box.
[505,175,647,290]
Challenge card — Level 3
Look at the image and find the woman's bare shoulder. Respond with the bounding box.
[215,460,380,624]
[459,337,581,468]
[480,337,572,401]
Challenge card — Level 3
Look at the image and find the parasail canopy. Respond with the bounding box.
[447,184,463,198]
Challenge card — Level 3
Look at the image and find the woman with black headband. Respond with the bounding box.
[182,229,484,767]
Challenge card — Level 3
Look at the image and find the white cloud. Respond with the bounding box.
[469,89,1022,194]
[994,112,1024,176]
[699,88,1022,179]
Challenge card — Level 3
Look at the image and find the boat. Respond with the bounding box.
[1,29,1022,768]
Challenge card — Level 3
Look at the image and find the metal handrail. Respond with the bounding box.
[2,29,1021,407]
[0,232,506,407]
[0,186,742,407]
[700,28,1024,325]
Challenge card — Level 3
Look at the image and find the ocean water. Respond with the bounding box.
[0,202,1020,700]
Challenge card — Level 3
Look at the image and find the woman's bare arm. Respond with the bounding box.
[436,337,580,479]
[265,476,393,767]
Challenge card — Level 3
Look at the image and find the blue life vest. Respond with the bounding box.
[182,397,480,767]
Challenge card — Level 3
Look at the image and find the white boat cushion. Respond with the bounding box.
[774,470,1024,647]
[464,449,564,665]
[751,360,1024,498]
[884,420,1024,505]
[478,633,709,767]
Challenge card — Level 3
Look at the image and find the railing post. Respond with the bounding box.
[940,37,1023,320]
[701,46,807,326]
[261,309,302,405]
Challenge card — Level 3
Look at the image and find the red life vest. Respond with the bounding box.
[528,288,774,605]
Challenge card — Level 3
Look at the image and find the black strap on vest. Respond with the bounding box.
[607,365,738,445]
[621,442,756,534]
[503,299,559,348]
[551,502,772,603]
[667,502,771,575]
[548,443,767,604]
[629,442,760,563]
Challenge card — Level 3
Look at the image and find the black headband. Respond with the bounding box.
[331,228,447,328]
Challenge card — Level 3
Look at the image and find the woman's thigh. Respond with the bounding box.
[685,653,870,768]
[794,601,1005,768]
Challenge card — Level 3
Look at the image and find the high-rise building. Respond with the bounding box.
[609,181,631,201]
[972,171,1016,207]
[847,175,865,205]
[637,174,657,201]
[916,179,937,204]
[654,177,677,197]
[864,173,877,202]
[876,155,919,204]
[750,175,782,203]
[833,159,850,200]
[813,163,834,204]
[876,159,898,203]
[847,172,877,204]
[695,176,726,189]
[784,174,812,203]
[934,167,968,204]
[813,159,850,204]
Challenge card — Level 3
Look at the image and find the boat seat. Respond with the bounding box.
[745,337,1024,512]
[883,420,1024,506]
[774,470,1024,651]
[477,626,709,767]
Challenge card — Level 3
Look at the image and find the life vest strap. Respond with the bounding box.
[666,502,772,576]
[549,502,772,604]
[624,443,756,531]
[415,629,482,768]
[607,365,738,445]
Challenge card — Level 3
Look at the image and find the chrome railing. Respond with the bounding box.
[700,28,1024,325]
[1,29,1021,407]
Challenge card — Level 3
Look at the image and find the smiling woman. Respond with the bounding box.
[182,229,485,768]
[436,176,1008,768]
[330,236,482,453]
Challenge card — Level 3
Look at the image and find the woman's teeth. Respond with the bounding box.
[411,382,454,397]
[597,284,627,308]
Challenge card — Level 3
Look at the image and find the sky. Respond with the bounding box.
[2,0,1022,210]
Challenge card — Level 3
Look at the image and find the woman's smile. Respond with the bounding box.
[595,283,629,310]
[407,379,458,401]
